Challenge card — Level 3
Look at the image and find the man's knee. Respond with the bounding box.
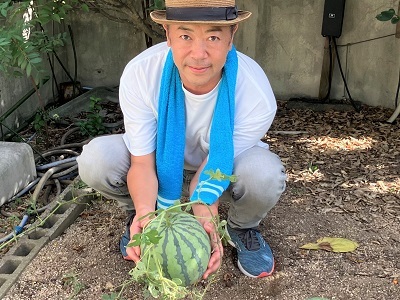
[233,147,286,205]
[77,135,129,188]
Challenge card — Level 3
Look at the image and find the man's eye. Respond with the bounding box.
[180,35,191,40]
[209,36,220,41]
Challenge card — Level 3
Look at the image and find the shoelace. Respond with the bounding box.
[236,228,261,251]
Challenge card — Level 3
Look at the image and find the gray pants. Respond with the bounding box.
[77,134,286,229]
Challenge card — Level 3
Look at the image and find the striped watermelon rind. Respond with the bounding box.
[140,210,211,286]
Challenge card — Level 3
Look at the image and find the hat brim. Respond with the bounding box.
[150,10,251,25]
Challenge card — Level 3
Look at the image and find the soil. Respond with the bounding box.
[2,101,400,300]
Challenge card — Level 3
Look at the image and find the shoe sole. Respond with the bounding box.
[226,226,275,278]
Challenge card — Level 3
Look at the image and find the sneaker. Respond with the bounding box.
[226,225,275,278]
[119,211,135,260]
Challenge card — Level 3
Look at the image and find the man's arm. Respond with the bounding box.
[190,158,223,279]
[125,152,158,262]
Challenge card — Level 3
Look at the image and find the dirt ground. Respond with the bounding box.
[2,101,400,300]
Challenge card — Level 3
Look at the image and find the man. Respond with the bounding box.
[77,0,286,279]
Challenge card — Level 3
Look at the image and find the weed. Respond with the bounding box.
[308,162,319,174]
[62,271,86,299]
[77,96,107,137]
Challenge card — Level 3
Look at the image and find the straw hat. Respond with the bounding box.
[150,0,251,25]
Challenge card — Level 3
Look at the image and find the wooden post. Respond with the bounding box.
[396,1,400,38]
[318,37,336,100]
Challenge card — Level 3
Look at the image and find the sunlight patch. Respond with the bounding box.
[307,136,376,152]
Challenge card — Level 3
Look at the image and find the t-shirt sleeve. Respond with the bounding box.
[119,64,157,156]
[233,54,277,157]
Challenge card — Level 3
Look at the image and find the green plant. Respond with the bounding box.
[77,96,107,137]
[32,109,48,133]
[308,162,319,174]
[62,271,86,299]
[103,169,235,300]
[0,188,96,252]
[6,214,20,227]
[0,0,88,85]
[376,8,399,24]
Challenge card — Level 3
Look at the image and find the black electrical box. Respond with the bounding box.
[321,0,346,38]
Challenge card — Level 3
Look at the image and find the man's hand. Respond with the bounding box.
[192,202,223,279]
[125,211,153,262]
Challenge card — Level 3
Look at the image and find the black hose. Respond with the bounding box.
[35,149,80,163]
[60,127,81,145]
[68,25,80,97]
[332,37,361,112]
[32,161,77,202]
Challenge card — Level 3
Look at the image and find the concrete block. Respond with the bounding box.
[0,177,96,299]
[0,142,36,206]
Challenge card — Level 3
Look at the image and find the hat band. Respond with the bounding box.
[166,6,238,21]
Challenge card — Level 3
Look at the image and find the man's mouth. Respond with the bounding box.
[188,66,209,73]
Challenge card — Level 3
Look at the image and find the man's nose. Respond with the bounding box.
[191,40,208,60]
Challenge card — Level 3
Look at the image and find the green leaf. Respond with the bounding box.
[30,57,42,64]
[26,62,32,77]
[146,229,162,244]
[13,70,23,77]
[101,293,118,300]
[63,4,73,10]
[20,59,27,71]
[52,14,61,23]
[154,0,165,10]
[376,9,396,22]
[391,16,399,24]
[81,4,89,12]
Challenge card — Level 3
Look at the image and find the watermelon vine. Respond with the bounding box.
[104,169,236,300]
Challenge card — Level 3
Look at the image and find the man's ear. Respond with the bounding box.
[163,24,171,46]
[229,24,238,49]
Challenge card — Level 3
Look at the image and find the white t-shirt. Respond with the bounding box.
[120,42,277,170]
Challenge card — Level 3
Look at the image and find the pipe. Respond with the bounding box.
[36,157,77,171]
[387,102,400,123]
[0,215,29,243]
[387,68,400,123]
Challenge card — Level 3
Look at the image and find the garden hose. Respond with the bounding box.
[0,214,29,244]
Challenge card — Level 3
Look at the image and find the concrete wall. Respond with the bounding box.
[66,0,399,108]
[235,0,400,108]
[1,0,399,136]
[65,11,148,89]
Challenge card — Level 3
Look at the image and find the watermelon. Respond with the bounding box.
[140,210,211,286]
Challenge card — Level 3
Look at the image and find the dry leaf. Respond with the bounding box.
[300,237,359,253]
[317,237,359,252]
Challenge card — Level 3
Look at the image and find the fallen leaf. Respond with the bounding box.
[300,237,359,253]
[317,237,359,252]
[300,242,320,250]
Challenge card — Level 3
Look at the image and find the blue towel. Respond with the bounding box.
[156,47,238,209]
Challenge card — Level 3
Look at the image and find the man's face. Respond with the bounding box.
[164,23,237,95]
